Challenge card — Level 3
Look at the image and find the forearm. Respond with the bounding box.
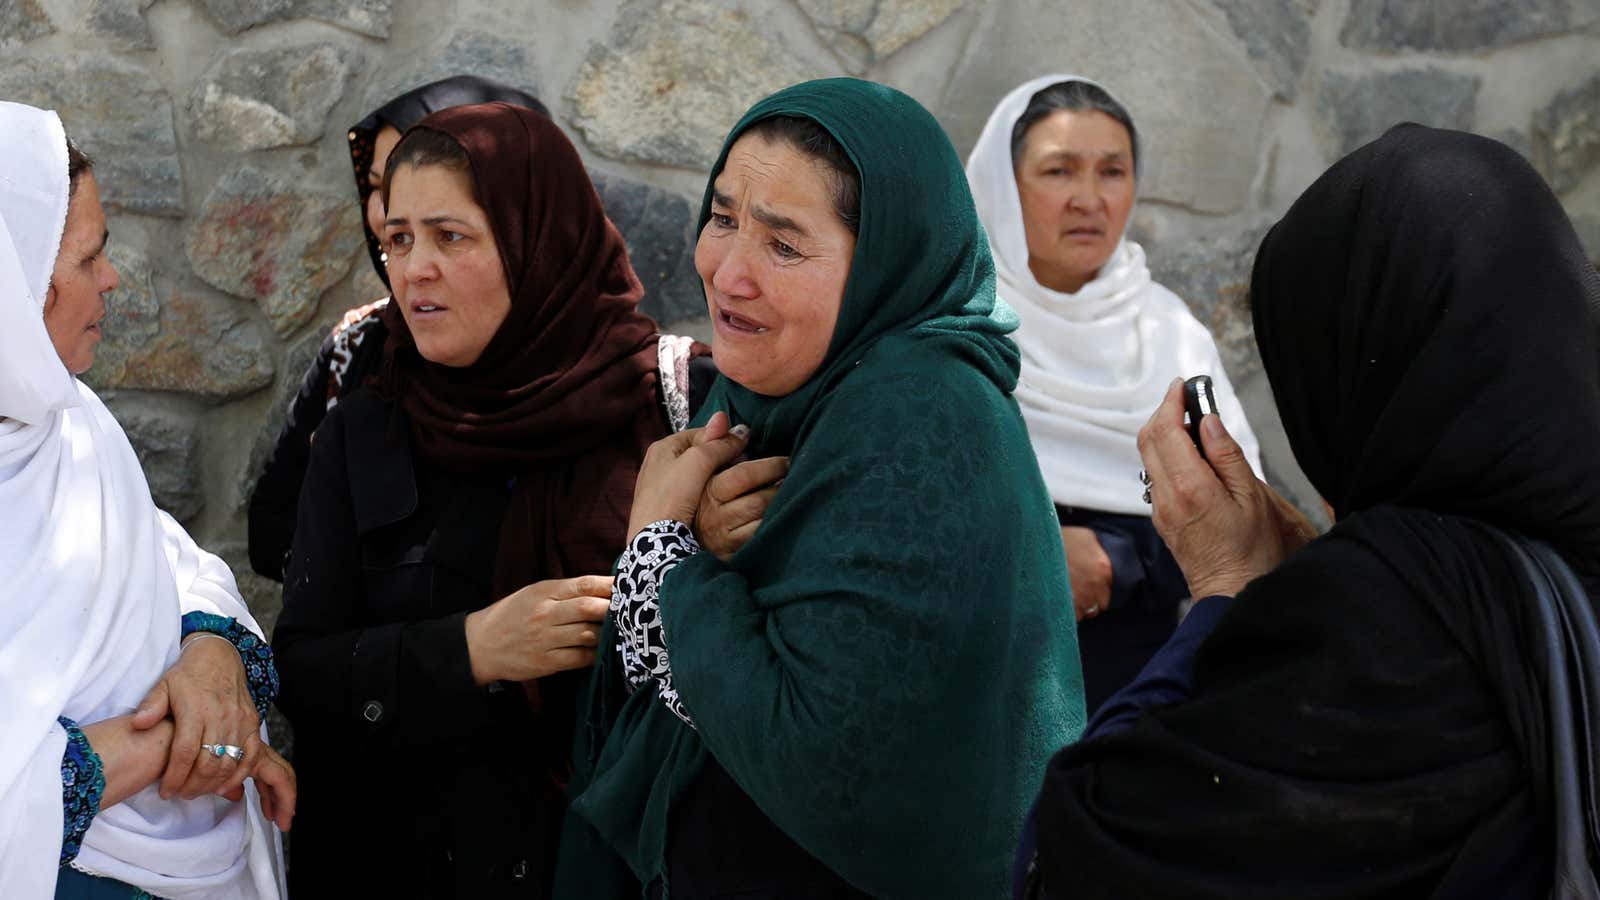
[78,715,173,809]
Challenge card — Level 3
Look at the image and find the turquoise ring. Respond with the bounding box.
[201,743,245,761]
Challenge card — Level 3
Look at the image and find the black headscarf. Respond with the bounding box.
[347,75,549,288]
[1034,125,1600,898]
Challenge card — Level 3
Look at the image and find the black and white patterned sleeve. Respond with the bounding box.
[613,519,701,727]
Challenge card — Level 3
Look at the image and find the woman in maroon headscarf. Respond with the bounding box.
[271,102,712,898]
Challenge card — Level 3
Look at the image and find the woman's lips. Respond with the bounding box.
[716,306,770,335]
[409,299,448,318]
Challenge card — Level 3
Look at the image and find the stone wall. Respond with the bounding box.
[5,0,1599,631]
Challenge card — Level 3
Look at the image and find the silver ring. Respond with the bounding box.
[201,743,245,762]
[1086,605,1100,616]
[1138,469,1150,485]
[1141,485,1152,504]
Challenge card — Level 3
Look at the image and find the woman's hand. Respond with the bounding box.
[1061,526,1113,621]
[627,412,752,539]
[695,455,788,561]
[464,575,614,685]
[1138,379,1315,600]
[80,715,175,809]
[132,635,261,801]
[216,742,297,833]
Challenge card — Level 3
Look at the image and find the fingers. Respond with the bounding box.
[707,456,789,504]
[1198,414,1257,501]
[159,695,202,799]
[683,420,752,477]
[1139,379,1224,515]
[700,410,730,441]
[251,745,297,832]
[541,646,597,675]
[216,731,262,800]
[546,574,615,601]
[545,621,603,649]
[713,485,779,531]
[549,593,611,625]
[131,681,170,730]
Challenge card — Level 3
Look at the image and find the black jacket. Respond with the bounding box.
[273,388,561,898]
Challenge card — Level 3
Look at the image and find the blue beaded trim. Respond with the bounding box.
[58,716,105,866]
[180,612,279,721]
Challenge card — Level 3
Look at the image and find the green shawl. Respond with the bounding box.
[556,78,1084,900]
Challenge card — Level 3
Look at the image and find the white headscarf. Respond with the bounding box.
[965,75,1261,516]
[0,102,283,898]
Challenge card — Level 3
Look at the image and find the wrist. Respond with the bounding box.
[463,609,497,686]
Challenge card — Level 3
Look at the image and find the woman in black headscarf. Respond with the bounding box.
[244,76,550,582]
[1024,124,1600,898]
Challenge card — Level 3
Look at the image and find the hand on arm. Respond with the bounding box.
[1137,379,1317,600]
[464,575,614,685]
[695,454,788,561]
[78,715,175,810]
[131,634,261,801]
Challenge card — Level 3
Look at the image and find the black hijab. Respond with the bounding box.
[1035,125,1600,898]
[347,75,549,289]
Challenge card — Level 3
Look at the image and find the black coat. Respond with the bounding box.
[273,388,561,898]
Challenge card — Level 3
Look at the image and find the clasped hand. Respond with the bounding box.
[127,635,295,830]
[627,412,788,560]
[1137,379,1318,600]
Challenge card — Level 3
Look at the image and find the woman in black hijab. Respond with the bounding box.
[1025,124,1600,898]
[245,76,549,581]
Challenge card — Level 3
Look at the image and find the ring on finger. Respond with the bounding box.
[201,743,245,762]
[1141,485,1152,504]
[1138,468,1150,486]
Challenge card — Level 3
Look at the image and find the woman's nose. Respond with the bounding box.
[403,244,439,284]
[711,238,758,300]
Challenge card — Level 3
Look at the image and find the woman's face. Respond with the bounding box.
[364,125,404,241]
[383,163,511,368]
[695,132,857,397]
[1014,109,1135,294]
[45,173,119,375]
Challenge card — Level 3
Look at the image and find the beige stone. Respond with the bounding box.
[796,0,962,72]
[570,0,827,169]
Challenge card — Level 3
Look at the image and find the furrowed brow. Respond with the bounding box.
[750,204,808,238]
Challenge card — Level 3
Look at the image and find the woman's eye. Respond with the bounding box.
[441,231,464,243]
[710,213,735,229]
[772,239,800,260]
[387,233,412,253]
[1104,167,1127,178]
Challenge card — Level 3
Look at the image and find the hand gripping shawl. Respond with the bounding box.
[558,78,1084,900]
[1035,126,1600,898]
[0,101,283,898]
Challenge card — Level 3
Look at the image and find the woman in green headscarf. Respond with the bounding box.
[557,78,1084,900]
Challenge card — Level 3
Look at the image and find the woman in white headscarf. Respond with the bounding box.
[0,100,292,899]
[965,75,1262,713]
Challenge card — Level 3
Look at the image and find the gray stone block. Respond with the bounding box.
[940,0,1271,215]
[570,0,826,169]
[197,0,391,38]
[85,246,278,402]
[1147,224,1271,382]
[594,172,704,325]
[1318,67,1479,158]
[1340,0,1600,52]
[185,168,362,336]
[367,30,541,112]
[110,404,205,523]
[1208,0,1318,100]
[0,57,183,216]
[0,0,52,46]
[85,0,155,50]
[795,0,961,73]
[1532,74,1600,194]
[190,44,363,152]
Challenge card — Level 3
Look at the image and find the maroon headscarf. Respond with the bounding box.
[377,102,671,773]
